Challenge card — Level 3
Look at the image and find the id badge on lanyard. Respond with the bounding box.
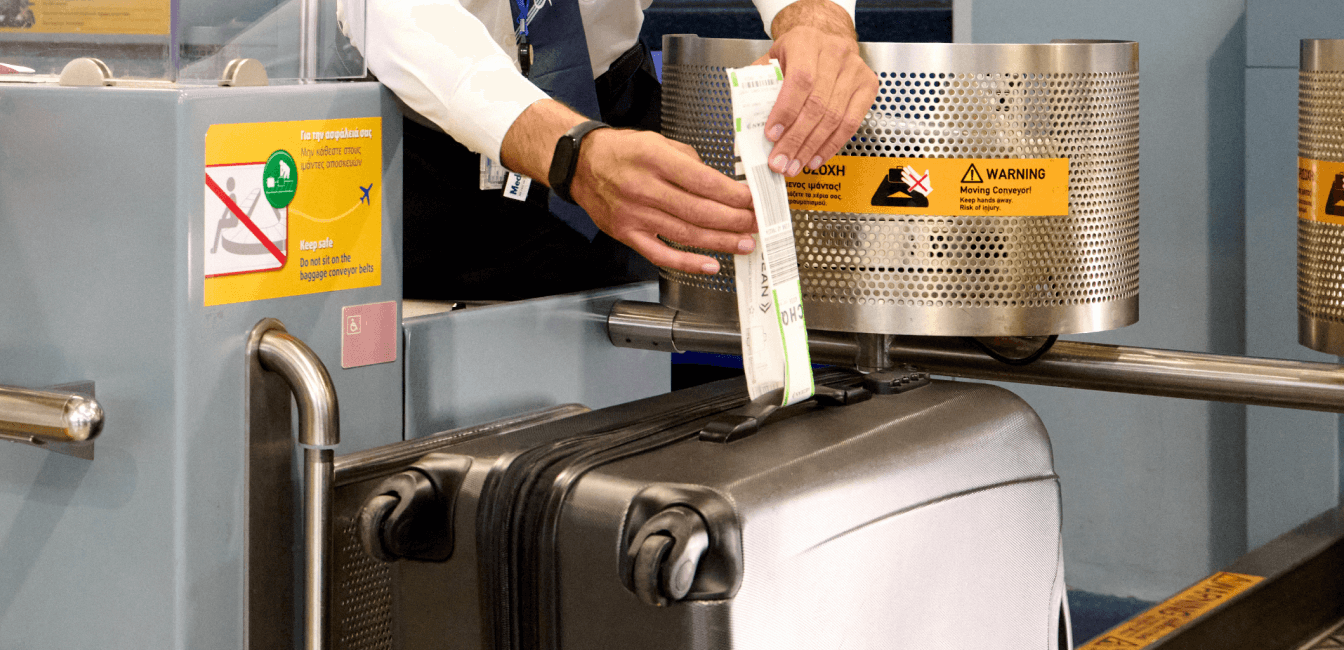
[479,0,545,199]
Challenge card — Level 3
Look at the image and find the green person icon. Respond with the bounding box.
[262,150,298,209]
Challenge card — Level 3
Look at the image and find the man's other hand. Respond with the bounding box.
[757,0,879,177]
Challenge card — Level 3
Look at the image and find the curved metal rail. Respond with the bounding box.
[249,319,339,650]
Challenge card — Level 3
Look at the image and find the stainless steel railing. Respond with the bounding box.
[248,319,339,650]
[0,382,103,458]
[609,300,1344,414]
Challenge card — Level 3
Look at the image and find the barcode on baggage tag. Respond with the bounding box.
[763,231,799,283]
[743,77,779,89]
[747,164,791,229]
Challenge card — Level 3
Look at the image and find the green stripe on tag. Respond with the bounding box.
[775,66,783,81]
[735,117,742,132]
[791,279,815,395]
[773,289,790,403]
[731,71,739,87]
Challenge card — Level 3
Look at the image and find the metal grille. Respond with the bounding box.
[660,62,739,297]
[660,37,1140,336]
[1297,40,1344,354]
[1300,70,1344,162]
[333,518,394,650]
[1299,219,1344,321]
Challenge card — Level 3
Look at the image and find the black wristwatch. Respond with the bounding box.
[549,120,610,204]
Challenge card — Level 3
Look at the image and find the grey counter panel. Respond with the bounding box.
[0,81,403,648]
[403,283,670,436]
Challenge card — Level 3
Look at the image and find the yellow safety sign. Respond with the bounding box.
[1299,157,1344,226]
[203,118,383,307]
[0,0,170,35]
[784,155,1070,217]
[1078,572,1264,649]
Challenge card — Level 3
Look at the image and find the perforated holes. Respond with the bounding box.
[1297,70,1344,324]
[661,59,1139,316]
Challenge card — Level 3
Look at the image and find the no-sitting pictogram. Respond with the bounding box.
[204,166,288,278]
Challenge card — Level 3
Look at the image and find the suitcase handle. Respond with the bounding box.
[698,370,931,444]
[698,383,870,443]
[695,385,854,443]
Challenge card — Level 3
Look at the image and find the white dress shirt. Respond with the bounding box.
[349,0,855,163]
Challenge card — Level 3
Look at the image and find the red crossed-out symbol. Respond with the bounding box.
[204,171,287,267]
[907,169,930,194]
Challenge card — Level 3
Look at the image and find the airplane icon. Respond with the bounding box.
[359,184,373,205]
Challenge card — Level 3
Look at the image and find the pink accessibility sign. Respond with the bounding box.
[341,301,397,369]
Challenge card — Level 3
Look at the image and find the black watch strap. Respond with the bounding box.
[549,120,610,204]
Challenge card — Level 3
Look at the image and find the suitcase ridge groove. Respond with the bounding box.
[803,472,1061,553]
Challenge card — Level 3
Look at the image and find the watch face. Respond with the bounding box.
[558,135,577,170]
[551,122,608,203]
[550,134,578,195]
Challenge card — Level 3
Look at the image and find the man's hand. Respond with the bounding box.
[757,0,879,177]
[571,129,757,274]
[500,99,756,275]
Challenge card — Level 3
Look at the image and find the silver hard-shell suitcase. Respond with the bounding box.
[331,372,1070,650]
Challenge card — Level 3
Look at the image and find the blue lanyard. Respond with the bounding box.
[515,0,529,37]
[515,0,533,76]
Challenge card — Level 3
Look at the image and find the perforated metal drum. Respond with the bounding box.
[660,36,1140,336]
[1298,39,1344,354]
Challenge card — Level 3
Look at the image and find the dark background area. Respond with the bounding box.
[639,0,952,51]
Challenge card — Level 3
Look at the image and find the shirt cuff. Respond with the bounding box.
[433,61,549,162]
[364,0,549,162]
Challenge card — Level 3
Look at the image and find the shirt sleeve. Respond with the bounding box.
[357,0,549,161]
[751,0,857,38]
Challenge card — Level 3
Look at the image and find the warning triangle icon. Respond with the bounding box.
[961,164,984,184]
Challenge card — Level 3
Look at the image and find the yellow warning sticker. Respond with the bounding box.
[784,155,1070,217]
[203,118,382,307]
[1078,572,1264,649]
[0,0,170,35]
[1299,157,1344,226]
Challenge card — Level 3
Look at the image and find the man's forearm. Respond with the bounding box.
[771,0,856,40]
[758,0,877,174]
[498,98,589,184]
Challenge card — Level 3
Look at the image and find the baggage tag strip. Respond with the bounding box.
[727,61,815,407]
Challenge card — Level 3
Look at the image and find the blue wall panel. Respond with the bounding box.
[973,0,1251,601]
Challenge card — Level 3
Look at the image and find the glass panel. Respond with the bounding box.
[176,0,365,83]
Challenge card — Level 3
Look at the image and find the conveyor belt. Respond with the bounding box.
[1083,506,1344,650]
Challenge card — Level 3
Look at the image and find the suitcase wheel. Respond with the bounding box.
[628,506,711,607]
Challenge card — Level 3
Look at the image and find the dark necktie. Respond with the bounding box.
[510,0,602,240]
